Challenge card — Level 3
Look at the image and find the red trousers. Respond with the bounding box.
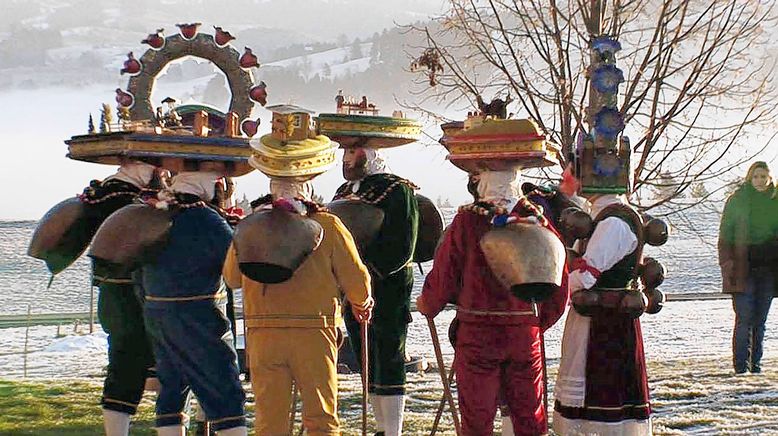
[454,322,546,436]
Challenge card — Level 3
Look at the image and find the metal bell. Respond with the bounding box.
[28,197,98,275]
[88,204,173,275]
[643,216,669,246]
[326,199,385,252]
[639,257,665,289]
[233,208,324,284]
[644,288,666,315]
[413,194,445,263]
[571,290,601,317]
[479,221,566,301]
[619,290,647,319]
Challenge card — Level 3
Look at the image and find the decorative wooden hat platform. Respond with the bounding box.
[250,105,336,179]
[316,93,422,149]
[65,23,268,176]
[440,113,560,173]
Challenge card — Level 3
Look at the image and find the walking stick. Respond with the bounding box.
[289,381,298,435]
[427,316,461,436]
[361,320,369,436]
[429,365,456,436]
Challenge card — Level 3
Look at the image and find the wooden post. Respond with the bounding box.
[23,305,31,378]
[194,110,210,136]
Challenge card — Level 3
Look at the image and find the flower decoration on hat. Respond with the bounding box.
[593,107,625,139]
[592,36,622,56]
[591,64,624,94]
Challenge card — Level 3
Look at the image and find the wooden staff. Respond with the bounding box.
[289,382,299,434]
[361,321,369,436]
[427,316,461,435]
[430,365,456,436]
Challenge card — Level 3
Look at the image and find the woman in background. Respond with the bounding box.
[718,161,778,374]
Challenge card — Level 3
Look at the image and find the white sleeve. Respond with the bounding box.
[569,217,639,292]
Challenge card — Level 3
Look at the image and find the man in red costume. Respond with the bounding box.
[416,169,569,435]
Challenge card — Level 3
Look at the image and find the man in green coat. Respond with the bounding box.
[334,147,419,436]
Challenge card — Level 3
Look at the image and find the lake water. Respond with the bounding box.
[1,207,721,316]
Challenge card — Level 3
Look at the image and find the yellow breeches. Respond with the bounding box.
[247,327,340,436]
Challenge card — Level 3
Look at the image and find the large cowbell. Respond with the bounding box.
[233,209,324,284]
[89,204,173,276]
[414,194,445,263]
[480,222,566,301]
[326,199,385,252]
[28,197,101,275]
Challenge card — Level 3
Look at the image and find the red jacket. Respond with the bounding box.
[420,210,569,329]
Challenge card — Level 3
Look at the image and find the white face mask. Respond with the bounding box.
[168,171,221,201]
[269,178,314,200]
[476,170,521,208]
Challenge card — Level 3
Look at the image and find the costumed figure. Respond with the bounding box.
[333,148,418,436]
[418,171,568,435]
[140,163,247,436]
[318,101,423,436]
[418,113,568,436]
[87,161,163,436]
[553,35,668,436]
[223,105,373,436]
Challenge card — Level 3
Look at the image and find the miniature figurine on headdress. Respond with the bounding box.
[224,103,373,435]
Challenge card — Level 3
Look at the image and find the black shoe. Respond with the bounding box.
[375,432,386,436]
[751,365,762,374]
[735,367,748,375]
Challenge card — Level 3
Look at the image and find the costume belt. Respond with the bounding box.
[145,290,228,303]
[456,307,536,317]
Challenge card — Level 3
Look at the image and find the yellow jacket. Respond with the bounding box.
[223,212,372,329]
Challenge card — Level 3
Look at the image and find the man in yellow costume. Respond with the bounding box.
[223,105,373,436]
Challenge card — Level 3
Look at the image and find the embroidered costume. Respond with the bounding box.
[141,172,247,436]
[334,150,420,436]
[418,170,568,436]
[225,105,373,436]
[553,196,652,435]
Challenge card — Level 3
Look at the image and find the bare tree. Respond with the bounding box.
[406,0,778,214]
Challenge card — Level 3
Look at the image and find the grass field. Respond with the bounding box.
[1,357,777,435]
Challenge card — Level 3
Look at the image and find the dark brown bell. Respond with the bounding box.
[326,199,385,252]
[644,216,669,246]
[233,209,324,284]
[619,290,647,319]
[571,290,600,317]
[644,288,666,314]
[28,197,100,275]
[414,194,445,263]
[639,257,665,289]
[480,222,566,301]
[559,207,593,244]
[89,204,173,276]
[447,317,460,347]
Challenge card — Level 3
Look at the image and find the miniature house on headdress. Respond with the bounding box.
[316,93,422,149]
[250,104,335,179]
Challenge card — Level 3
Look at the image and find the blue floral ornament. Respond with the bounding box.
[592,64,624,94]
[491,213,511,227]
[592,36,622,55]
[593,153,622,177]
[593,107,625,139]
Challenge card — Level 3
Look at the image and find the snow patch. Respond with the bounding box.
[43,332,107,353]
